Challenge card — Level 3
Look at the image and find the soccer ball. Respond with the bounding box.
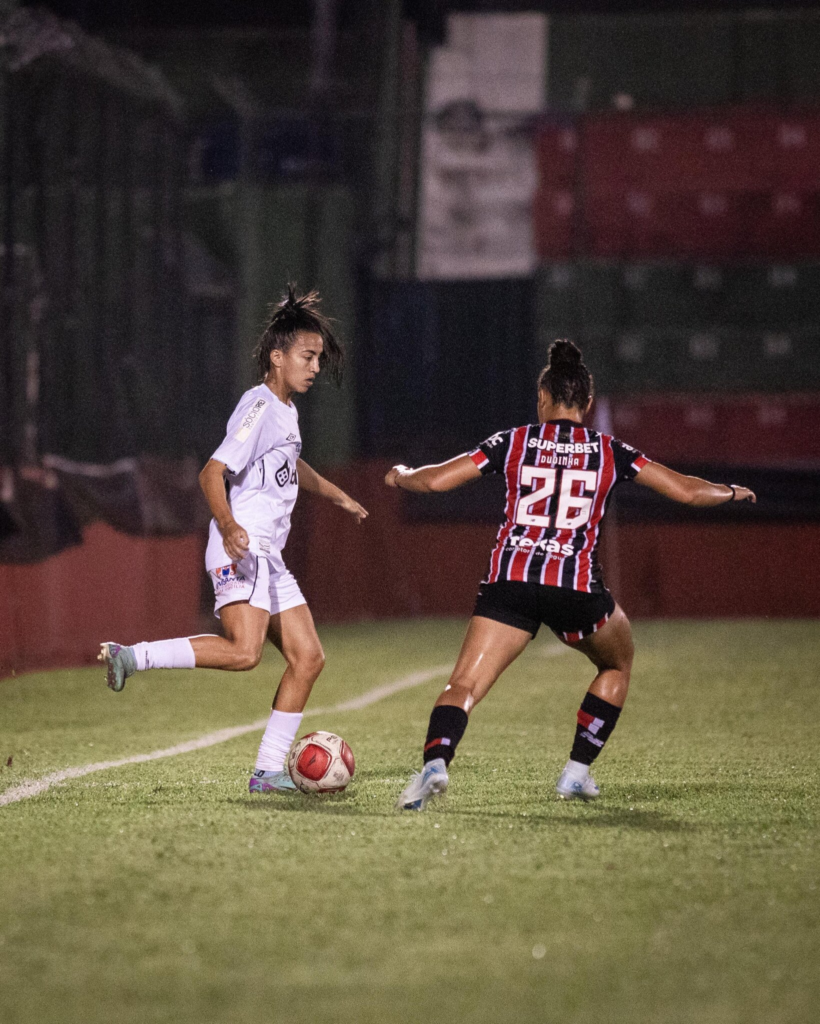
[288,731,355,793]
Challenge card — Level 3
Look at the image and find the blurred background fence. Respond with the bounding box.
[2,0,819,674]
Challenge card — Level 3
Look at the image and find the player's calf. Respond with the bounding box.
[422,703,469,765]
[556,692,621,801]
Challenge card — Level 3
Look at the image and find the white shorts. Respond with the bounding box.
[208,552,306,619]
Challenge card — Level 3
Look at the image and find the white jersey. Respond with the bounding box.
[205,384,302,570]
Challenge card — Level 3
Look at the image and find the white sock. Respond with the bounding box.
[254,711,303,773]
[131,638,196,671]
[564,759,590,779]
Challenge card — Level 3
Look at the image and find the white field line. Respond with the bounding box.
[0,643,569,808]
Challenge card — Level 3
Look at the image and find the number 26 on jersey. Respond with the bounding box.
[515,467,597,530]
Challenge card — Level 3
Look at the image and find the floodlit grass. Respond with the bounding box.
[1,619,818,1024]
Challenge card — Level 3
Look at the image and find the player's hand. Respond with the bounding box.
[220,520,250,560]
[731,485,756,504]
[385,465,411,488]
[337,494,369,524]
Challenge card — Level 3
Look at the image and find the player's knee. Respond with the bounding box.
[290,645,325,680]
[618,635,635,674]
[305,646,325,679]
[438,679,479,712]
[610,635,634,673]
[601,610,634,673]
[234,646,263,671]
[597,651,632,676]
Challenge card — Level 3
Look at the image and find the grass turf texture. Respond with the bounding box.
[1,620,818,1024]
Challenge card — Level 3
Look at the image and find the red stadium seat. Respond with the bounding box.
[769,112,820,191]
[546,107,820,261]
[583,114,634,197]
[585,191,747,260]
[583,109,773,195]
[744,191,820,259]
[611,395,820,466]
[535,122,579,192]
[532,188,576,259]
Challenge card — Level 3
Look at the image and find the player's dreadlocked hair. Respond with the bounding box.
[538,339,593,411]
[255,285,344,386]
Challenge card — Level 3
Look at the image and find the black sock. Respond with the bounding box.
[569,692,622,766]
[423,705,469,766]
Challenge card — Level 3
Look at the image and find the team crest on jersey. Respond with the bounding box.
[234,398,268,442]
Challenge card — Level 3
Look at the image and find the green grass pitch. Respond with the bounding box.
[1,619,818,1024]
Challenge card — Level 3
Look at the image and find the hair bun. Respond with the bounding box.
[548,339,582,370]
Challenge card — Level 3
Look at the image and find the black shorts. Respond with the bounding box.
[473,580,616,642]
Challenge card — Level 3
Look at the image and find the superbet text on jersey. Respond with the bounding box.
[469,421,649,594]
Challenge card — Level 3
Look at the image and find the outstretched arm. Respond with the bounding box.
[199,458,250,559]
[635,461,756,506]
[297,459,368,524]
[384,455,482,493]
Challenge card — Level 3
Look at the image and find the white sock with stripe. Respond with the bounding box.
[131,638,197,671]
[564,759,590,779]
[254,711,303,773]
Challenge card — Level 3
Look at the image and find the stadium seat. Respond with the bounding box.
[532,188,576,260]
[619,263,723,328]
[744,192,820,259]
[770,113,820,191]
[535,121,579,192]
[610,395,820,465]
[720,264,820,327]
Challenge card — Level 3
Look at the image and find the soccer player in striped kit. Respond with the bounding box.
[99,288,368,794]
[389,340,756,810]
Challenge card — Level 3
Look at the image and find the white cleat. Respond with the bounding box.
[396,757,449,811]
[556,766,600,801]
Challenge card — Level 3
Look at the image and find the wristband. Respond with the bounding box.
[728,485,737,502]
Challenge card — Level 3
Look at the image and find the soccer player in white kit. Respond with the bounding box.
[98,288,368,793]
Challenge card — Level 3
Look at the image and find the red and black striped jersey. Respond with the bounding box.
[468,419,649,593]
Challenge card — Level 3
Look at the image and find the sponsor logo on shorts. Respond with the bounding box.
[213,563,247,592]
[234,398,268,442]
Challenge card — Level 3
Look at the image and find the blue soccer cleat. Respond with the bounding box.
[249,769,298,794]
[98,642,137,693]
[396,757,449,811]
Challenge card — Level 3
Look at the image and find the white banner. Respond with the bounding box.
[417,13,548,280]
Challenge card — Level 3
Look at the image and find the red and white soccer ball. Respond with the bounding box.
[288,731,355,793]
